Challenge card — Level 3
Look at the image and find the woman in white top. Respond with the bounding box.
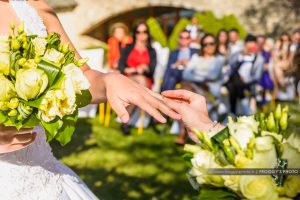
[0,1,180,199]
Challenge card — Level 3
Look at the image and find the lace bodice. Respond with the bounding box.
[10,0,47,37]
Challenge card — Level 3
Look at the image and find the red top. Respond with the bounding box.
[126,47,152,88]
[126,48,150,68]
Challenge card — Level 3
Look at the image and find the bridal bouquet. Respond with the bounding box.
[184,105,300,200]
[0,23,91,145]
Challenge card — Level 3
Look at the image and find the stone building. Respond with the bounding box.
[48,0,300,49]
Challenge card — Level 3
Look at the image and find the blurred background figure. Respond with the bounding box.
[257,35,274,106]
[160,29,198,91]
[118,21,156,134]
[225,34,264,115]
[228,28,244,56]
[290,29,300,55]
[273,32,295,101]
[186,16,203,49]
[107,23,133,71]
[173,34,225,144]
[216,29,229,57]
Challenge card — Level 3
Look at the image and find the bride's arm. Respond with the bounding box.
[29,0,181,123]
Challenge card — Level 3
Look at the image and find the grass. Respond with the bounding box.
[50,101,300,200]
[51,115,197,200]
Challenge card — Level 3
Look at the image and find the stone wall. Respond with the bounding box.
[56,0,300,49]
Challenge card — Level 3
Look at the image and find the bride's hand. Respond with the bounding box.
[162,90,225,142]
[0,126,37,153]
[102,73,181,123]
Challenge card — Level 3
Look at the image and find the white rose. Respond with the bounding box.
[281,143,300,168]
[237,115,259,133]
[15,68,48,100]
[228,123,255,151]
[62,63,90,94]
[252,138,278,168]
[32,37,47,56]
[286,132,300,153]
[191,150,224,187]
[43,48,64,64]
[239,176,278,200]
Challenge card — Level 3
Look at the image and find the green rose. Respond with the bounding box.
[239,176,278,200]
[15,68,48,100]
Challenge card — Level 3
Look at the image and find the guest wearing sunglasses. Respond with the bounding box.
[161,30,198,91]
[174,34,225,145]
[118,21,157,134]
[182,34,225,98]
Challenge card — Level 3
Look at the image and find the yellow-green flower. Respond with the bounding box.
[15,68,48,100]
[0,75,16,103]
[43,48,64,65]
[62,63,90,94]
[38,78,76,122]
[239,176,278,200]
[32,37,47,56]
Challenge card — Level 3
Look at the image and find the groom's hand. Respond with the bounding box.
[162,90,225,142]
[103,73,181,123]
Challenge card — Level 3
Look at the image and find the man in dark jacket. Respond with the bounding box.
[161,30,198,91]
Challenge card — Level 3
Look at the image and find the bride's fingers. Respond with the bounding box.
[132,96,167,123]
[145,88,163,101]
[108,96,130,123]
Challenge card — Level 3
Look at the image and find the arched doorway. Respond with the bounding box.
[82,6,195,42]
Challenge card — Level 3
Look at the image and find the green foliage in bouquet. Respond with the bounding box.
[146,17,168,47]
[184,104,300,200]
[0,22,91,145]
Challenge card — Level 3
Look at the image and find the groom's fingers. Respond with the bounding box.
[145,92,181,121]
[163,97,184,114]
[162,90,195,102]
[109,96,130,123]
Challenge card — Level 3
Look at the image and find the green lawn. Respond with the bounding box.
[51,115,196,200]
[50,102,300,200]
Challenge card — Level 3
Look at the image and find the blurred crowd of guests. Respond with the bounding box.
[106,19,300,142]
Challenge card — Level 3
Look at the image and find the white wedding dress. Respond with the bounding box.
[0,2,99,200]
